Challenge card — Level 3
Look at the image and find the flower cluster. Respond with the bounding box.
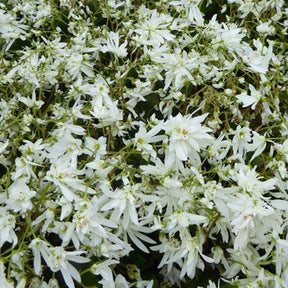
[0,0,288,287]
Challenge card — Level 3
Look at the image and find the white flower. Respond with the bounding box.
[221,23,244,53]
[134,9,175,46]
[101,31,128,58]
[163,113,212,166]
[18,89,44,108]
[45,157,94,201]
[232,125,252,156]
[211,22,244,53]
[0,9,27,41]
[208,134,231,162]
[83,136,107,158]
[47,247,90,288]
[30,239,90,288]
[236,84,262,110]
[65,51,94,79]
[173,233,213,279]
[151,234,182,273]
[80,77,112,107]
[91,100,123,128]
[6,178,36,213]
[227,193,279,250]
[46,132,82,159]
[101,183,140,230]
[29,239,50,275]
[169,0,204,26]
[6,53,44,87]
[235,165,277,196]
[58,196,73,220]
[91,259,119,286]
[0,261,13,288]
[0,211,17,248]
[0,140,9,155]
[123,223,156,253]
[256,21,275,35]
[165,211,207,237]
[11,156,38,180]
[275,139,288,163]
[247,132,266,161]
[19,139,46,161]
[151,49,199,90]
[132,122,164,159]
[50,221,77,247]
[140,157,171,177]
[32,208,55,233]
[240,40,273,74]
[73,198,117,247]
[276,239,288,283]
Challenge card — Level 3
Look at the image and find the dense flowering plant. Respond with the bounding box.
[0,0,288,287]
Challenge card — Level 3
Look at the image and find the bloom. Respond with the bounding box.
[101,31,128,57]
[0,211,17,248]
[163,113,213,167]
[151,49,199,90]
[45,157,94,201]
[235,165,277,196]
[236,84,262,110]
[239,40,273,74]
[6,178,36,213]
[0,261,13,288]
[29,239,90,288]
[134,9,174,46]
[132,122,164,159]
[47,247,90,288]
